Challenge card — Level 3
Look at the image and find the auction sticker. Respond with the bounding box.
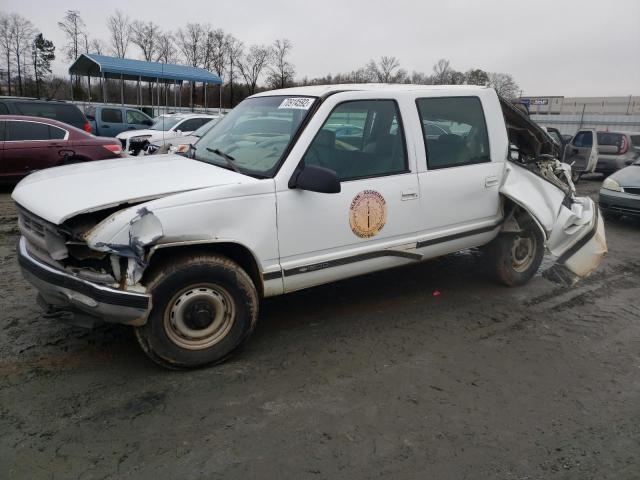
[278,97,314,110]
[349,190,387,238]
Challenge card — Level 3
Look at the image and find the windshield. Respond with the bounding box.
[193,95,316,177]
[150,116,182,131]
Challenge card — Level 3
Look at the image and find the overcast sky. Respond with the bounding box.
[3,0,639,97]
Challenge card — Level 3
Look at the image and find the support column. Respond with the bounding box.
[102,73,106,103]
[70,74,74,101]
[120,73,124,105]
[218,83,222,114]
[204,83,207,113]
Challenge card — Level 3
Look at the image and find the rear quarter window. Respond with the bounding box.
[630,135,640,147]
[597,132,623,147]
[15,102,85,129]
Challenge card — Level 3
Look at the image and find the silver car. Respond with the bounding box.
[595,131,640,174]
[599,159,640,219]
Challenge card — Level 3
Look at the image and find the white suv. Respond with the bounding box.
[116,113,220,155]
[13,85,606,368]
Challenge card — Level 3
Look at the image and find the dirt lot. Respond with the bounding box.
[1,177,639,479]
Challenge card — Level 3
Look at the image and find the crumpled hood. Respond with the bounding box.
[12,154,251,224]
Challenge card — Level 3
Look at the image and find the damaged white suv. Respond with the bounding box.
[13,85,607,368]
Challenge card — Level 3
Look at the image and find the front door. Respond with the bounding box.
[126,109,152,131]
[564,129,598,174]
[3,120,60,179]
[276,98,422,292]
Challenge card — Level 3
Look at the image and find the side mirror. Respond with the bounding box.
[289,164,341,194]
[144,119,153,126]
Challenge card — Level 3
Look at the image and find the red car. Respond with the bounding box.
[0,115,123,184]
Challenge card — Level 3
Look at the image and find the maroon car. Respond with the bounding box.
[0,115,123,184]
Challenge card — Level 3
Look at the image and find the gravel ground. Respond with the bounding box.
[1,176,639,479]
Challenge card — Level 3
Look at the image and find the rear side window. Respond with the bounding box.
[101,108,123,123]
[49,126,67,139]
[0,103,9,115]
[6,121,50,141]
[302,99,408,181]
[417,97,490,169]
[597,132,623,147]
[573,131,593,147]
[178,118,207,131]
[15,102,85,129]
[0,121,5,140]
[631,135,640,147]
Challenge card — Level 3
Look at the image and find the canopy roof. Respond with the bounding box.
[69,54,222,84]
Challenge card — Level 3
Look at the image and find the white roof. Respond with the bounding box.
[161,112,220,119]
[252,83,492,98]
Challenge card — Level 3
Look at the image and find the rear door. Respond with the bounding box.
[414,95,504,235]
[99,108,126,136]
[564,129,598,173]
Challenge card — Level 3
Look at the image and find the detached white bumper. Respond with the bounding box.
[556,206,607,278]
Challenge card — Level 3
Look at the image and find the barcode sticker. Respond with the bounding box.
[278,97,314,110]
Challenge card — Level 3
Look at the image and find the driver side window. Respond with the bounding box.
[302,100,408,181]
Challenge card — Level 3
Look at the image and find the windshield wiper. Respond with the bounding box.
[206,147,241,173]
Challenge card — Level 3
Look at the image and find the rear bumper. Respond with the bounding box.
[18,237,151,327]
[599,189,640,217]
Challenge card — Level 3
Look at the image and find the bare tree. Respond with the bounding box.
[487,72,519,98]
[131,20,160,61]
[89,38,106,55]
[107,10,131,58]
[58,10,85,61]
[367,56,405,83]
[0,13,15,95]
[9,13,34,95]
[237,44,270,95]
[267,39,295,89]
[432,58,452,84]
[175,23,205,67]
[156,32,177,63]
[225,34,244,106]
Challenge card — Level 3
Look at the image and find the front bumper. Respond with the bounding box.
[599,189,640,217]
[18,237,151,327]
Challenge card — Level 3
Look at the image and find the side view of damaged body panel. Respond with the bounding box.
[11,84,606,369]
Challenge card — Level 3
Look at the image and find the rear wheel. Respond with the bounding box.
[135,254,259,369]
[485,221,545,287]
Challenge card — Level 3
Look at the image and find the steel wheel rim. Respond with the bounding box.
[164,284,236,350]
[511,234,536,273]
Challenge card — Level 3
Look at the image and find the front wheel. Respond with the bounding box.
[135,254,259,369]
[485,226,545,287]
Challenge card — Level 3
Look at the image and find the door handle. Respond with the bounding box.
[485,176,499,188]
[103,125,110,128]
[401,188,418,200]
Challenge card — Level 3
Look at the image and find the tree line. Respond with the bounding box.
[0,9,520,107]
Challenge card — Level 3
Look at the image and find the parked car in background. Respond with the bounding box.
[148,116,221,154]
[0,115,122,184]
[594,131,640,175]
[116,113,220,155]
[599,159,640,219]
[563,129,640,181]
[0,96,91,133]
[85,105,153,137]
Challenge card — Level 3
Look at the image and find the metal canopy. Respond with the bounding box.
[69,54,222,85]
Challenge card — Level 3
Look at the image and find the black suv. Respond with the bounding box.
[0,97,91,133]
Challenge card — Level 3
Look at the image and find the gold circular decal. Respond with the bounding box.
[349,190,387,238]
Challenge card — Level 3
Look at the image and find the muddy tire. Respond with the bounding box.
[485,226,545,287]
[135,254,259,369]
